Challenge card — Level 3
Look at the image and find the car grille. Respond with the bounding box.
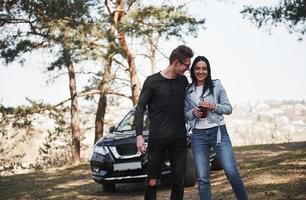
[109,144,141,159]
[116,144,137,156]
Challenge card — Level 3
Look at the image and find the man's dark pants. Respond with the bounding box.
[144,138,187,200]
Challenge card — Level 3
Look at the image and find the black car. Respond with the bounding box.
[90,108,222,192]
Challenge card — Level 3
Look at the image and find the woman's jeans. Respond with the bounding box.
[145,138,187,200]
[191,125,248,200]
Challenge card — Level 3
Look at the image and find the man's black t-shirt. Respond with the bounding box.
[135,72,189,140]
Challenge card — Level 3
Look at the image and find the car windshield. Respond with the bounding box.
[115,109,150,134]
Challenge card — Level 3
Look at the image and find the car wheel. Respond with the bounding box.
[211,156,223,171]
[103,183,116,192]
[184,148,197,187]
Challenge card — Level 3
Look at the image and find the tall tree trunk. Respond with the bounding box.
[63,38,81,164]
[149,36,158,74]
[94,52,112,143]
[120,34,140,105]
[94,1,123,143]
[116,0,140,105]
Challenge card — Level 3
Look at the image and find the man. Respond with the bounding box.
[134,45,194,200]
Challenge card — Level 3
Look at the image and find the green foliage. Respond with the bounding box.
[121,5,205,39]
[36,109,71,168]
[0,100,70,175]
[0,40,34,64]
[241,0,306,40]
[0,103,34,175]
[48,54,65,70]
[0,0,95,67]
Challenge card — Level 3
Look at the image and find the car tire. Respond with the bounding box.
[184,148,197,187]
[103,183,116,192]
[211,156,223,171]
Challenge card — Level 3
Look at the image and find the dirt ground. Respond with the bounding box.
[1,141,305,200]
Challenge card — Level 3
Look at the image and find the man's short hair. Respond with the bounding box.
[169,45,194,64]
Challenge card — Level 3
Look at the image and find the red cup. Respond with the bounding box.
[199,106,208,118]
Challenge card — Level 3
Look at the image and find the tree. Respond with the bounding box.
[93,0,205,143]
[241,0,306,40]
[120,3,205,104]
[0,0,94,163]
[0,100,70,174]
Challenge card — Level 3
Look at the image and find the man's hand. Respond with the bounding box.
[136,135,146,155]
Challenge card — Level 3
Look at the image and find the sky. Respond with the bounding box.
[157,0,306,104]
[0,0,306,107]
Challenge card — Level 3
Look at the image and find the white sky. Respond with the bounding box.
[0,0,305,107]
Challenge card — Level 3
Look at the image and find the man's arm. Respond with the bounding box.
[134,78,152,154]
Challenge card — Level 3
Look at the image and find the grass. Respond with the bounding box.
[0,141,305,200]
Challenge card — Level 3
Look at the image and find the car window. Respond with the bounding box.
[116,110,150,133]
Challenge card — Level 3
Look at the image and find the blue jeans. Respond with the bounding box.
[191,125,248,200]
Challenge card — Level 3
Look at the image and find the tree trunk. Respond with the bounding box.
[63,39,81,164]
[116,0,140,105]
[149,36,158,74]
[93,1,123,143]
[122,37,140,105]
[94,53,112,143]
[94,94,107,143]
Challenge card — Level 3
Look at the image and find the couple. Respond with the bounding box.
[135,45,248,200]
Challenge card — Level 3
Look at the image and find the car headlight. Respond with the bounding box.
[94,145,109,155]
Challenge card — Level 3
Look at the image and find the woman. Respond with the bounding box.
[184,56,248,200]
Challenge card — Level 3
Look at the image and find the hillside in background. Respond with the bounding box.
[227,100,306,146]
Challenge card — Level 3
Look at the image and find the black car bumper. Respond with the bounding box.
[90,152,171,184]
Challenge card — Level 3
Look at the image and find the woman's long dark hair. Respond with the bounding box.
[190,56,214,96]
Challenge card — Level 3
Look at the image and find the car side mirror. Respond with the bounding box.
[109,126,116,133]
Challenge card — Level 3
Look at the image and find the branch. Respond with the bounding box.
[135,53,151,59]
[104,0,112,15]
[113,57,128,70]
[145,35,168,59]
[86,39,108,49]
[110,65,130,84]
[107,91,131,99]
[26,30,49,39]
[0,17,32,24]
[27,41,48,49]
[81,126,95,132]
[76,71,101,77]
[112,76,130,83]
[127,0,137,12]
[54,89,132,108]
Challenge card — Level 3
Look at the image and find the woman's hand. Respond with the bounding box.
[199,100,216,110]
[192,107,203,118]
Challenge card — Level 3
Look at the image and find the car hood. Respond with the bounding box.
[95,130,149,146]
